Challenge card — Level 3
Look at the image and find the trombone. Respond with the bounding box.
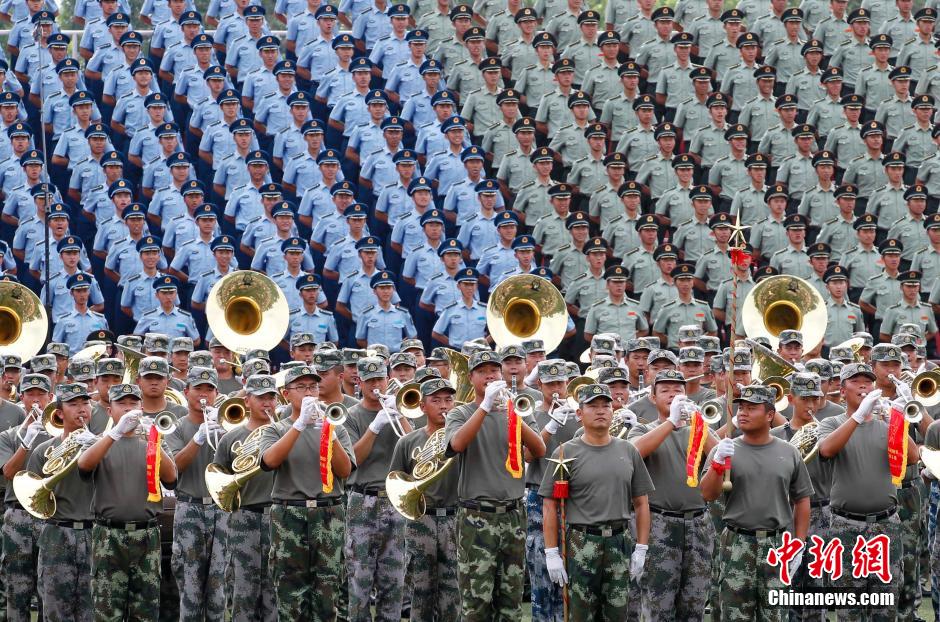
[375,379,424,438]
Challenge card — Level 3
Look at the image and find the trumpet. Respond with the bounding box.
[306,399,348,427]
[868,396,924,424]
[700,399,724,426]
[888,375,928,424]
[202,398,219,450]
[494,376,535,418]
[135,411,177,436]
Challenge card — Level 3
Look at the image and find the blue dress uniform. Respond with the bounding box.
[355,271,418,351]
[315,42,357,107]
[369,28,409,74]
[134,275,200,339]
[160,32,218,83]
[252,231,316,275]
[403,212,452,290]
[79,10,123,59]
[420,270,463,310]
[424,116,469,195]
[288,275,339,342]
[51,272,109,352]
[338,268,402,323]
[432,268,487,348]
[213,138,266,201]
[329,60,376,139]
[324,234,387,278]
[444,151,505,225]
[189,239,236,307]
[298,26,343,85]
[284,145,342,199]
[120,271,164,321]
[285,5,322,52]
[29,204,93,279]
[351,1,393,50]
[39,237,105,318]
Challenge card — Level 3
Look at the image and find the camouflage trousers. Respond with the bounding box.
[897,483,922,621]
[91,524,161,622]
[1,508,39,622]
[225,506,275,622]
[171,501,227,622]
[708,499,725,620]
[785,504,830,622]
[716,527,785,622]
[36,523,92,622]
[829,511,902,622]
[344,492,406,622]
[404,510,459,622]
[640,510,714,622]
[929,481,940,618]
[524,488,563,622]
[565,524,632,622]
[270,503,345,620]
[456,504,525,622]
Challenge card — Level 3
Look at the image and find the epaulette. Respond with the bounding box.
[442,301,458,311]
[126,273,141,283]
[680,97,693,105]
[90,310,105,317]
[660,300,678,308]
[519,180,536,190]
[141,308,157,316]
[850,154,865,162]
[590,298,607,307]
[644,153,657,162]
[625,248,640,256]
[905,37,917,45]
[902,124,915,131]
[770,247,788,257]
[677,218,693,227]
[289,307,299,315]
[344,269,359,278]
[178,309,192,317]
[394,304,409,312]
[772,39,785,45]
[410,243,425,251]
[199,269,214,278]
[694,298,709,305]
[838,39,852,46]
[320,308,333,315]
[727,62,741,70]
[179,239,195,248]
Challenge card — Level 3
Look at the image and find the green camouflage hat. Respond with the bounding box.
[343,348,367,366]
[597,367,629,384]
[522,339,546,353]
[576,383,612,403]
[312,350,343,371]
[369,344,391,360]
[414,367,442,383]
[240,358,271,379]
[389,352,417,369]
[139,356,170,377]
[653,369,687,386]
[357,357,388,381]
[468,350,501,371]
[891,333,918,348]
[839,362,875,382]
[697,336,721,354]
[143,333,170,353]
[19,374,51,393]
[648,349,679,366]
[724,348,752,371]
[246,374,282,395]
[678,325,703,342]
[803,358,833,380]
[290,333,316,348]
[46,342,69,358]
[188,351,214,368]
[828,346,855,362]
[734,384,775,405]
[420,377,455,397]
[170,337,194,353]
[29,354,57,373]
[870,344,903,363]
[400,338,424,352]
[244,348,271,361]
[283,365,320,385]
[1,354,21,370]
[678,346,705,363]
[96,358,125,377]
[778,330,803,345]
[109,383,142,401]
[590,335,616,356]
[498,344,526,360]
[187,366,219,388]
[790,372,824,397]
[117,335,143,350]
[68,358,95,382]
[538,361,568,383]
[56,382,90,401]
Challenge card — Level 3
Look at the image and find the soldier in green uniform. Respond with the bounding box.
[843,121,889,207]
[560,11,602,86]
[840,213,882,299]
[580,31,621,108]
[899,8,937,82]
[540,383,653,622]
[495,118,538,199]
[797,150,838,225]
[738,69,778,143]
[567,124,607,195]
[629,370,717,622]
[785,40,826,115]
[548,92,593,168]
[513,147,557,225]
[258,365,355,619]
[564,239,609,319]
[687,0,726,60]
[694,212,733,298]
[824,265,866,347]
[703,10,744,82]
[720,32,762,114]
[655,154,696,227]
[638,243,679,323]
[701,384,813,622]
[830,8,875,90]
[480,89,522,169]
[512,32,556,104]
[806,67,845,136]
[634,7,678,89]
[776,124,819,203]
[749,184,790,262]
[764,8,808,84]
[422,4,461,60]
[712,246,755,340]
[688,92,731,170]
[916,125,940,201]
[758,93,804,165]
[860,237,904,336]
[616,94,658,169]
[673,186,716,262]
[599,61,643,138]
[77,383,178,622]
[887,183,930,261]
[673,68,714,140]
[621,0,655,51]
[656,32,697,120]
[881,269,939,341]
[532,183,574,259]
[584,265,649,346]
[137,356,188,420]
[587,153,629,229]
[856,33,895,117]
[549,217,593,290]
[445,350,546,621]
[634,122,678,200]
[388,378,461,622]
[624,234,667,294]
[652,263,718,349]
[812,0,850,56]
[894,94,935,183]
[869,151,909,231]
[729,153,770,223]
[544,0,582,52]
[911,212,940,299]
[823,94,867,168]
[875,66,916,140]
[770,213,814,280]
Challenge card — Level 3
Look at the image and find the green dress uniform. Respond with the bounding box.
[675,0,708,28]
[549,122,591,167]
[875,95,915,138]
[545,10,581,51]
[635,37,676,86]
[481,120,517,168]
[812,14,850,56]
[652,298,718,348]
[917,151,940,197]
[776,153,816,200]
[449,60,487,100]
[893,123,934,168]
[824,298,866,345]
[737,95,777,139]
[830,38,873,88]
[461,87,502,132]
[657,62,698,110]
[899,36,935,82]
[881,299,939,335]
[584,296,649,343]
[549,243,590,289]
[626,247,659,291]
[600,93,642,137]
[713,277,756,337]
[688,124,730,169]
[687,13,725,53]
[708,154,750,201]
[916,63,940,100]
[674,96,710,137]
[815,215,857,261]
[757,124,800,163]
[764,38,806,83]
[720,63,761,112]
[485,10,522,49]
[582,63,622,105]
[786,70,826,111]
[502,39,539,81]
[749,216,789,260]
[638,278,679,318]
[603,213,641,257]
[496,148,537,194]
[842,155,889,199]
[823,123,867,164]
[798,184,838,225]
[842,246,884,289]
[911,246,940,295]
[887,215,929,261]
[568,155,606,193]
[605,0,637,29]
[860,271,903,321]
[729,184,769,225]
[806,96,844,136]
[564,270,608,313]
[617,126,658,169]
[562,40,602,85]
[869,183,908,229]
[656,183,695,226]
[753,13,787,44]
[514,178,555,222]
[473,0,505,20]
[880,15,916,55]
[514,62,555,103]
[533,0,570,19]
[532,211,570,258]
[635,153,678,199]
[703,40,739,82]
[673,218,713,262]
[622,14,656,51]
[589,183,624,229]
[421,12,455,56]
[695,247,732,292]
[436,37,471,74]
[856,65,894,113]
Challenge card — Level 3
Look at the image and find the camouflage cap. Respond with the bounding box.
[590,335,617,356]
[188,351,214,368]
[870,343,903,363]
[576,383,613,403]
[170,337,194,353]
[724,348,752,371]
[93,357,124,378]
[143,333,170,353]
[108,383,142,401]
[246,373,282,395]
[498,344,526,360]
[414,367,442,383]
[1,354,21,370]
[290,333,316,348]
[369,344,391,360]
[312,350,343,371]
[389,352,417,369]
[892,333,919,348]
[357,357,388,381]
[678,346,705,363]
[522,339,545,354]
[653,369,687,386]
[853,331,875,348]
[734,384,776,405]
[790,372,824,397]
[420,377,455,397]
[828,346,855,363]
[840,362,876,382]
[426,347,449,362]
[19,374,51,393]
[678,325,703,342]
[642,336,661,349]
[537,361,568,383]
[597,367,629,384]
[46,342,69,358]
[29,354,57,373]
[68,358,95,382]
[240,358,271,379]
[56,382,90,402]
[244,348,271,362]
[778,330,803,345]
[566,362,581,378]
[400,338,424,352]
[803,358,833,380]
[648,349,679,366]
[343,349,367,366]
[117,335,143,350]
[139,356,170,377]
[709,357,724,374]
[314,343,338,353]
[468,350,501,371]
[625,338,651,353]
[461,340,490,357]
[187,366,219,388]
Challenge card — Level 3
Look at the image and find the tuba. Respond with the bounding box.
[440,348,474,405]
[742,275,827,352]
[486,274,567,353]
[13,429,86,519]
[0,281,48,361]
[386,428,456,520]
[205,424,269,512]
[747,339,799,411]
[205,271,290,354]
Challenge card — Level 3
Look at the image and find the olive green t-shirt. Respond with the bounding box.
[258,418,356,501]
[628,419,714,512]
[28,435,94,521]
[538,436,655,525]
[0,426,50,504]
[707,436,814,530]
[166,416,216,498]
[89,403,112,434]
[0,399,25,432]
[82,435,166,521]
[816,414,900,514]
[388,427,459,508]
[143,402,188,421]
[627,396,659,423]
[345,403,402,491]
[217,375,243,395]
[925,418,940,451]
[213,424,275,508]
[445,402,528,502]
[688,387,718,404]
[525,407,582,487]
[770,423,833,503]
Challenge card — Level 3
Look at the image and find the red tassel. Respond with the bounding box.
[553,480,569,499]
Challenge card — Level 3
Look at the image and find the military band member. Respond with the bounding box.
[629,370,717,622]
[540,383,652,622]
[77,383,178,622]
[165,367,225,621]
[137,356,189,420]
[701,384,813,622]
[29,382,98,622]
[388,378,461,622]
[445,350,545,620]
[259,366,355,619]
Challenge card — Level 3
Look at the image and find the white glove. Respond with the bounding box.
[108,409,141,441]
[480,380,507,412]
[293,397,321,431]
[714,437,735,462]
[524,366,540,388]
[204,406,219,426]
[19,420,43,449]
[138,416,154,434]
[893,376,914,403]
[787,549,804,584]
[193,419,223,446]
[380,392,398,413]
[668,396,688,428]
[852,389,882,424]
[618,409,638,428]
[369,409,393,434]
[544,406,574,435]
[73,429,99,449]
[630,544,648,581]
[545,547,568,586]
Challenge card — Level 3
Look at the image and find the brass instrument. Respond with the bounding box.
[789,421,820,463]
[912,370,940,407]
[0,281,48,360]
[205,423,270,512]
[215,395,248,432]
[386,428,456,520]
[486,274,567,353]
[746,339,798,411]
[610,408,635,439]
[832,337,866,363]
[219,353,243,376]
[375,380,414,438]
[888,374,929,423]
[689,400,722,425]
[701,400,724,425]
[13,427,87,519]
[73,342,109,363]
[395,382,424,420]
[148,412,177,436]
[319,401,348,426]
[742,275,827,352]
[440,348,474,405]
[566,375,595,409]
[496,376,535,417]
[205,271,290,353]
[42,402,63,436]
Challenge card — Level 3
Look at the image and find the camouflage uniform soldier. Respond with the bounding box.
[388,378,461,622]
[164,367,226,621]
[444,350,546,621]
[258,366,355,619]
[701,384,813,622]
[629,370,718,622]
[77,383,178,622]
[212,374,278,622]
[817,363,911,621]
[539,383,653,622]
[29,382,98,622]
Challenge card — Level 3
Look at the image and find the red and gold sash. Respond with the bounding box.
[320,421,335,493]
[506,398,523,478]
[685,409,709,487]
[887,406,910,487]
[146,426,162,502]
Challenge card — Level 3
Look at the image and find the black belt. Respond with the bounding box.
[350,486,388,498]
[239,503,271,514]
[726,524,785,538]
[649,506,706,519]
[95,519,159,531]
[568,521,630,537]
[47,519,94,530]
[459,499,521,514]
[272,498,343,508]
[425,506,457,517]
[811,499,830,509]
[831,506,897,523]
[175,494,214,505]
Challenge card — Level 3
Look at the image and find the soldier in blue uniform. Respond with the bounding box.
[355,270,418,351]
[51,272,109,352]
[189,235,237,312]
[120,235,168,322]
[288,274,339,344]
[134,275,201,343]
[39,236,105,317]
[431,267,487,349]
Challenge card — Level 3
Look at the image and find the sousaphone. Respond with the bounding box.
[486,274,567,353]
[742,275,827,352]
[206,271,290,353]
[0,281,47,361]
